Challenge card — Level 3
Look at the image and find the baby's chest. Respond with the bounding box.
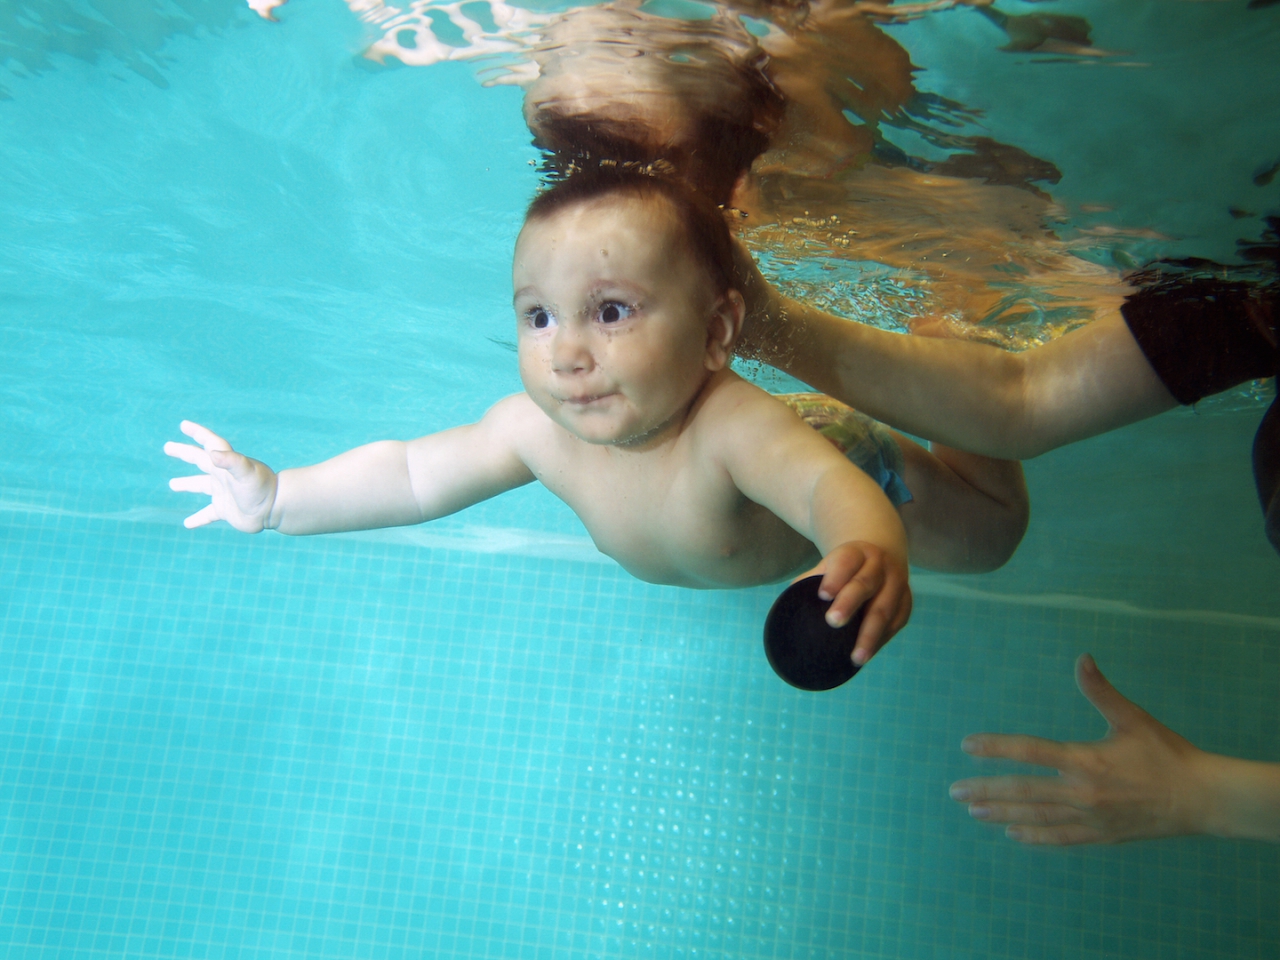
[536,455,799,584]
[559,463,727,545]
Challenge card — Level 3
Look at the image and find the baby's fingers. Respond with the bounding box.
[179,420,232,452]
[207,447,259,482]
[851,569,910,665]
[183,503,222,529]
[164,438,255,483]
[164,440,214,473]
[818,546,880,625]
[169,474,214,496]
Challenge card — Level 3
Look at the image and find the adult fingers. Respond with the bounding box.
[1075,654,1151,734]
[179,420,232,452]
[183,504,221,529]
[169,474,213,495]
[964,800,1085,827]
[950,773,1076,806]
[163,441,213,473]
[1004,823,1104,846]
[960,733,1070,770]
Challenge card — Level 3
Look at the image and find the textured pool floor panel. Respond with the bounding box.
[1,508,1276,960]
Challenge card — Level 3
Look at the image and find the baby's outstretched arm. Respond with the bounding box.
[165,397,537,536]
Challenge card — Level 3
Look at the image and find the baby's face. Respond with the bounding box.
[513,195,724,447]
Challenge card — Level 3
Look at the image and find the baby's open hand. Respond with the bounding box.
[164,421,278,532]
[801,541,913,665]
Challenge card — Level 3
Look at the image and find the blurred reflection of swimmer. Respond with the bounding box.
[282,0,1112,329]
[520,0,908,195]
[736,220,1280,554]
[521,0,1068,194]
[949,654,1280,845]
[521,0,1121,340]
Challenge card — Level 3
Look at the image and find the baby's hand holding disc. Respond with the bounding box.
[763,575,867,691]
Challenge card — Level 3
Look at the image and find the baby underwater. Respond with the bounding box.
[166,168,1028,666]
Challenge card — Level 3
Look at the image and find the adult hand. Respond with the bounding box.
[949,654,1215,844]
[164,420,279,532]
[730,239,787,362]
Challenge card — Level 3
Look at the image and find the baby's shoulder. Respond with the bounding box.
[695,373,798,431]
[485,391,545,423]
[690,373,806,455]
[478,393,558,448]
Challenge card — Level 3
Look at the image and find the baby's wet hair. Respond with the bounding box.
[525,163,736,297]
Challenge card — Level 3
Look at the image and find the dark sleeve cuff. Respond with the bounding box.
[1120,274,1278,405]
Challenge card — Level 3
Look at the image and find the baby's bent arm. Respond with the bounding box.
[714,387,911,659]
[715,390,907,559]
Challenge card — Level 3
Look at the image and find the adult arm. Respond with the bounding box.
[949,654,1280,844]
[734,249,1178,459]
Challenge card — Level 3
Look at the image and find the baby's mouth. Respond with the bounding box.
[561,392,615,407]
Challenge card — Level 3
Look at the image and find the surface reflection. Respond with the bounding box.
[0,0,243,96]
[327,0,1131,347]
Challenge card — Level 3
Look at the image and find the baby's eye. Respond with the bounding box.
[596,301,633,324]
[525,306,556,330]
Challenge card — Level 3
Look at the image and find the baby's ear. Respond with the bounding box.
[705,289,746,371]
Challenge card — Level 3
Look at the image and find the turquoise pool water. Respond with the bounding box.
[2,1,1278,957]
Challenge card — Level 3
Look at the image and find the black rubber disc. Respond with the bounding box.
[763,576,865,691]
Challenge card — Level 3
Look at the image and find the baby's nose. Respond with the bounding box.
[551,326,594,373]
